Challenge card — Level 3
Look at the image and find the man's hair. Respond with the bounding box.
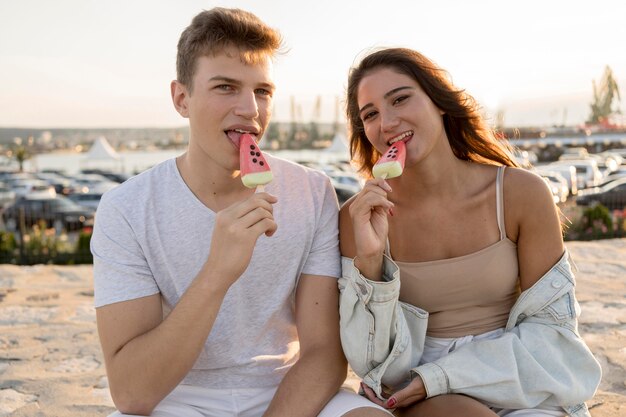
[176,7,283,92]
[346,48,519,176]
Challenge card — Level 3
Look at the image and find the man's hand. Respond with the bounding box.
[205,192,278,288]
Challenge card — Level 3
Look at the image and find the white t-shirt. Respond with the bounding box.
[91,155,341,388]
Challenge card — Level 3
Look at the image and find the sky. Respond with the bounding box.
[0,0,624,129]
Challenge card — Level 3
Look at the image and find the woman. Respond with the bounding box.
[338,48,601,417]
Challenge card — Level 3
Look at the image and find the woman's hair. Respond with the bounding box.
[176,7,283,93]
[346,48,519,176]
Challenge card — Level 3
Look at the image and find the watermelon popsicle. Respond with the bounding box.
[239,133,273,191]
[372,140,406,179]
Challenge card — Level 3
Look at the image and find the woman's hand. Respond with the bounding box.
[361,376,427,410]
[349,179,394,255]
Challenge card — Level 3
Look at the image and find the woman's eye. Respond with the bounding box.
[393,95,408,105]
[362,111,377,121]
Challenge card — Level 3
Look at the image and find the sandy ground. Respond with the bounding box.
[0,239,624,416]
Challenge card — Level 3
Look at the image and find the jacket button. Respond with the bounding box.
[551,279,564,288]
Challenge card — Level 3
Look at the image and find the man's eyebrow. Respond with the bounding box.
[258,81,276,91]
[208,76,241,84]
[359,86,413,115]
[207,76,275,91]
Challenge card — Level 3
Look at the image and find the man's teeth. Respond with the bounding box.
[389,131,412,145]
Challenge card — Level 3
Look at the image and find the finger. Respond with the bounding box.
[361,182,390,198]
[385,395,421,408]
[364,178,393,193]
[249,217,278,238]
[240,206,274,230]
[350,193,394,217]
[360,383,385,406]
[385,381,423,408]
[231,193,276,218]
[254,192,278,204]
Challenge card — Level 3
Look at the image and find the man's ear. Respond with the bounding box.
[171,80,190,118]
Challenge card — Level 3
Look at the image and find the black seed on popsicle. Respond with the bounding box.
[250,151,255,155]
[250,145,255,150]
[260,161,264,166]
[253,158,258,163]
[255,152,260,157]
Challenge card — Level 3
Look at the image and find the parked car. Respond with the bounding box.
[576,178,626,210]
[9,179,56,199]
[67,192,104,210]
[550,159,603,190]
[0,183,16,207]
[2,196,95,232]
[332,182,359,206]
[536,165,578,196]
[539,173,569,204]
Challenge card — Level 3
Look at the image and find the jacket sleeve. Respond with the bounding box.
[338,256,428,398]
[412,256,602,409]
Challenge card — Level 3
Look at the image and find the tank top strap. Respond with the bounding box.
[496,166,506,240]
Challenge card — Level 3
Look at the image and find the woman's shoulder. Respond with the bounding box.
[502,166,554,206]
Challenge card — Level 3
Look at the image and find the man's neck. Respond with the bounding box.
[175,152,252,212]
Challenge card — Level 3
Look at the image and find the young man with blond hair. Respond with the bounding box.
[91,7,390,417]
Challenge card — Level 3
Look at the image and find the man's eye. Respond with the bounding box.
[216,85,234,91]
[255,88,272,97]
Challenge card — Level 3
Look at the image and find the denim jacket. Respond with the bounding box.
[338,251,601,417]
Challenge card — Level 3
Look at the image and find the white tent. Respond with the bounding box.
[323,133,350,159]
[81,136,124,171]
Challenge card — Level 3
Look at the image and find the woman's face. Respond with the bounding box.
[356,66,446,167]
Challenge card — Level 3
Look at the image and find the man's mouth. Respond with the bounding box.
[226,129,258,149]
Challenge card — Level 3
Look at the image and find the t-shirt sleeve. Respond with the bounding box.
[91,193,159,308]
[300,175,341,279]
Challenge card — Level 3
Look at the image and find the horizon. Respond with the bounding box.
[1,0,624,129]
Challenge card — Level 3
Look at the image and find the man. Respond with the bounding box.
[91,7,390,417]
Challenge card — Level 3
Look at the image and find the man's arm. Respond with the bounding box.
[263,273,348,417]
[97,272,229,415]
[96,192,278,416]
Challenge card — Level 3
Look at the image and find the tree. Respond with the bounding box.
[13,145,30,172]
[588,66,621,124]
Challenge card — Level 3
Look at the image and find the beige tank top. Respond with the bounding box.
[391,166,520,338]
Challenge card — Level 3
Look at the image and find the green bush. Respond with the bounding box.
[565,203,625,241]
[0,230,17,262]
[74,231,93,264]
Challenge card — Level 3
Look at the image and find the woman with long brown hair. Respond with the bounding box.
[339,48,600,417]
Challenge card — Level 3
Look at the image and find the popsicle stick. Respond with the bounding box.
[256,185,265,193]
[378,173,393,216]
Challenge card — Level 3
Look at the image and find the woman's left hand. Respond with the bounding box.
[361,376,427,409]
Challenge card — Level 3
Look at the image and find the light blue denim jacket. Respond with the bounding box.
[338,251,601,417]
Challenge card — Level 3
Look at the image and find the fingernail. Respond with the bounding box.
[386,397,396,408]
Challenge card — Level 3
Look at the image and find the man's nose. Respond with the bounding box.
[235,91,259,119]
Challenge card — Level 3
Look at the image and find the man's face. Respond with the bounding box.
[183,47,275,171]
